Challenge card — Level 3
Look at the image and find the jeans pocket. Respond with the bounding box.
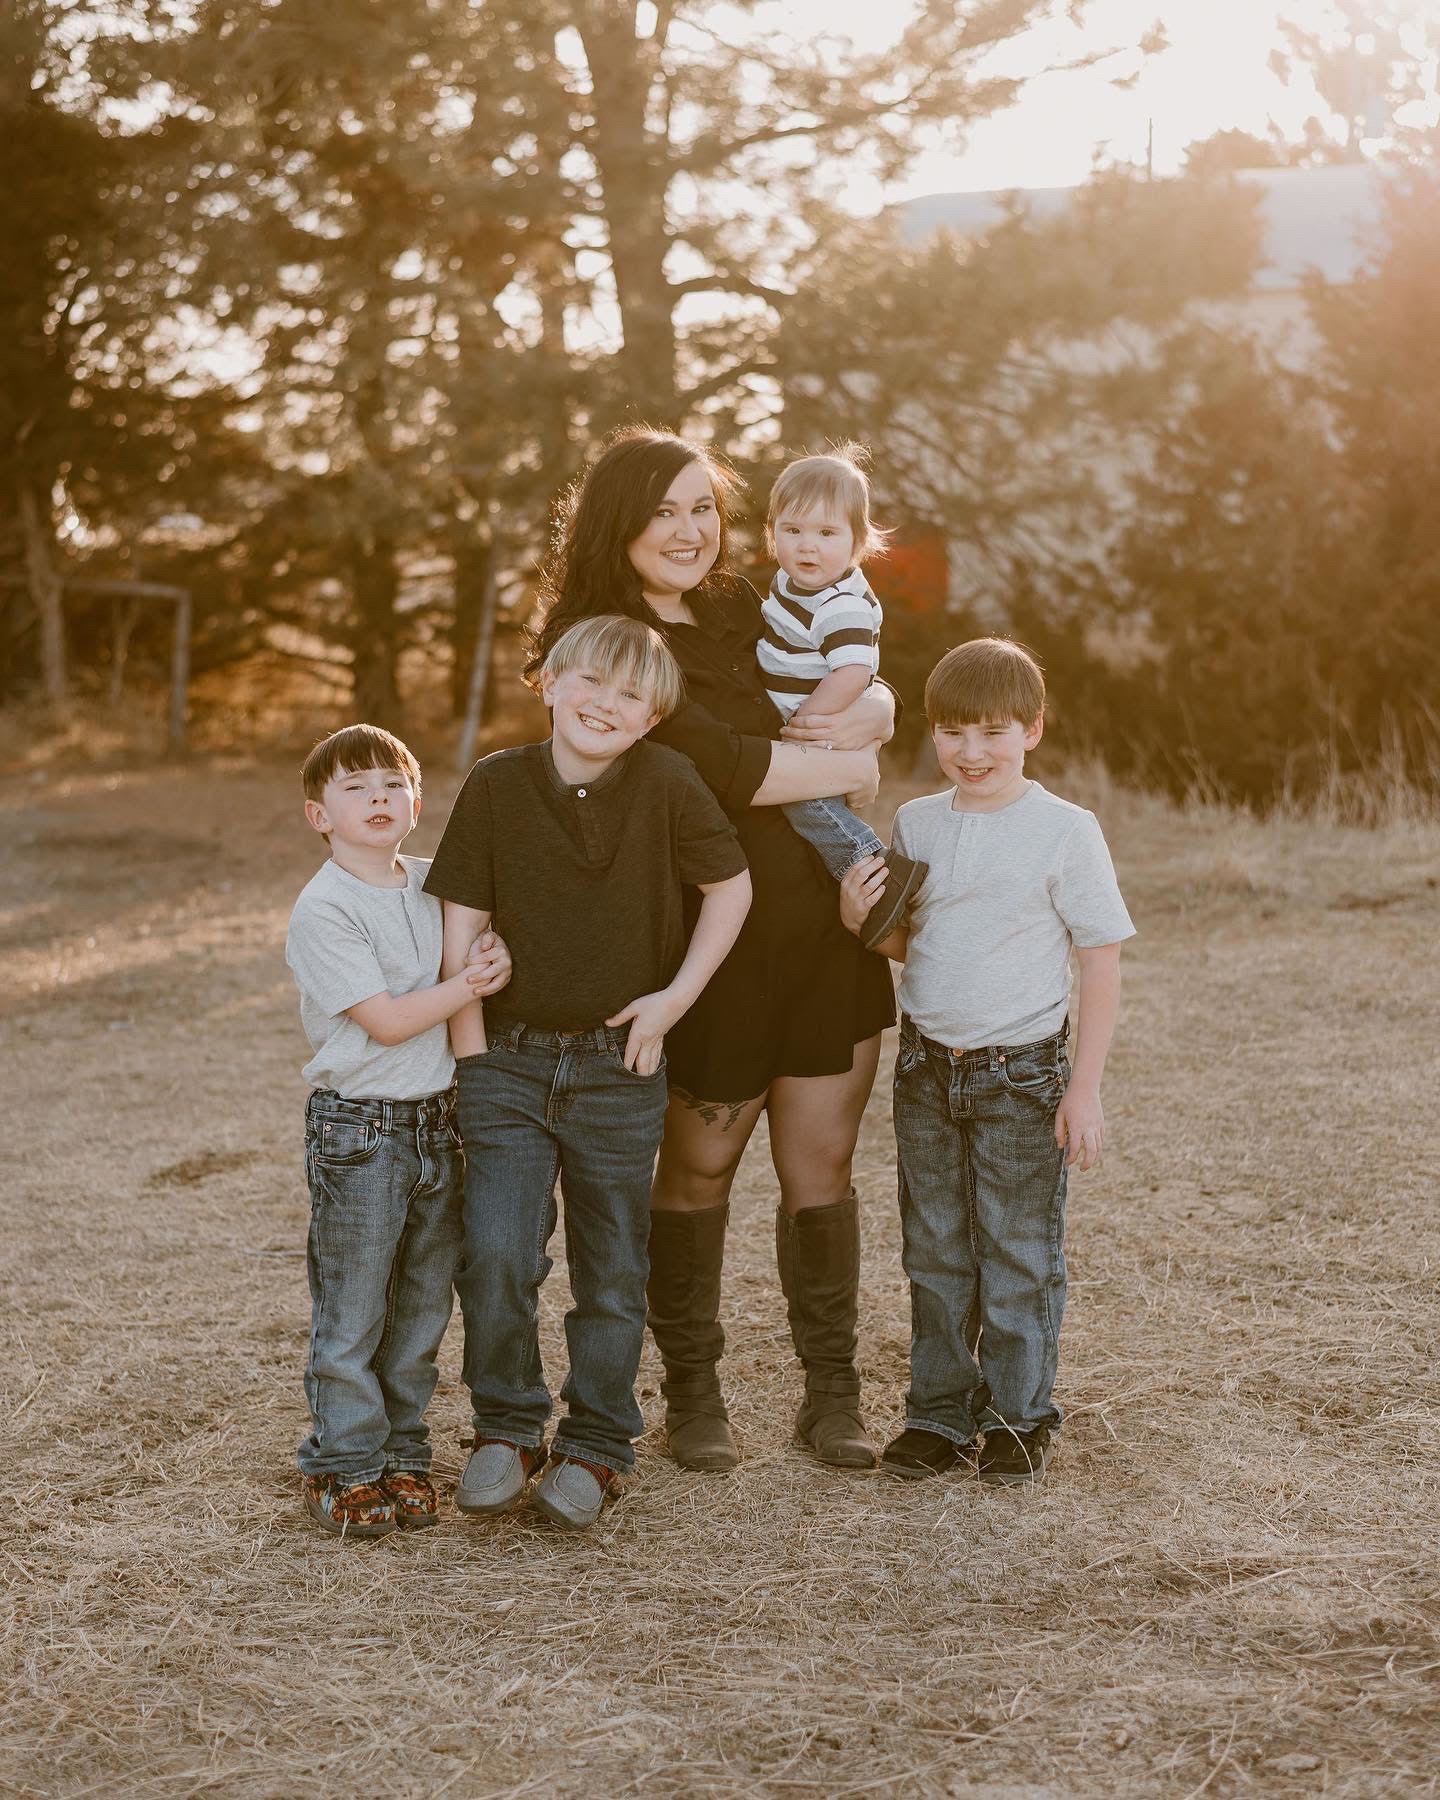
[607,1047,667,1080]
[999,1051,1065,1101]
[310,1118,382,1165]
[894,1034,927,1078]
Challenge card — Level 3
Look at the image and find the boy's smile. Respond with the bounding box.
[773,504,856,592]
[542,665,661,780]
[932,716,1044,812]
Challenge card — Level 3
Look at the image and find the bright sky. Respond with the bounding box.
[734,0,1437,207]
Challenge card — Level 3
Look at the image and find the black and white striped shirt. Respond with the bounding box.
[756,567,882,717]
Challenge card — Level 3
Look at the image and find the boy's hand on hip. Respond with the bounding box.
[839,855,887,936]
[606,990,684,1076]
[1055,1082,1104,1170]
[464,929,512,997]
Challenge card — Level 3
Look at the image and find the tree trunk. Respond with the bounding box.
[18,479,66,706]
[449,534,491,718]
[579,2,679,424]
[455,549,498,774]
[348,532,403,728]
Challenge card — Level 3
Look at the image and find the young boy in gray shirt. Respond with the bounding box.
[841,639,1134,1487]
[286,724,509,1537]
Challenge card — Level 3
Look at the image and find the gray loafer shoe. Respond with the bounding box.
[456,1440,544,1515]
[532,1456,614,1530]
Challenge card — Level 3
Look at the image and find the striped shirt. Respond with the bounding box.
[756,567,882,717]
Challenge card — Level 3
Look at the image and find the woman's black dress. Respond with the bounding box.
[648,580,896,1102]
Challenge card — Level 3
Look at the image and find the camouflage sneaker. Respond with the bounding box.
[380,1470,439,1530]
[302,1474,397,1538]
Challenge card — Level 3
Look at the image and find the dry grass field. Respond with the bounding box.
[1,748,1437,1799]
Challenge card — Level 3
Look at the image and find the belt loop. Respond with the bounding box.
[380,1099,392,1133]
[593,1025,607,1053]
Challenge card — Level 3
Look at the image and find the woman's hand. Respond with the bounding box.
[779,681,896,750]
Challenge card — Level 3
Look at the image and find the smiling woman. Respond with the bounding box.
[524,426,900,1476]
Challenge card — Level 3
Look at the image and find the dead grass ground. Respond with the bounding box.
[1,752,1437,1799]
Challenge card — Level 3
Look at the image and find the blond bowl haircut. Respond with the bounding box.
[541,614,687,720]
[924,638,1047,729]
[765,446,893,562]
[302,723,423,803]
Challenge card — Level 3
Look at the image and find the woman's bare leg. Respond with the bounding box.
[767,1035,882,1215]
[651,1089,768,1212]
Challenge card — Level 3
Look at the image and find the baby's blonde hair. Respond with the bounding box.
[766,444,892,562]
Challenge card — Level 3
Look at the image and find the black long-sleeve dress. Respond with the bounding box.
[648,579,896,1102]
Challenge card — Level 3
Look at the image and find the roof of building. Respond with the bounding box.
[898,161,1387,290]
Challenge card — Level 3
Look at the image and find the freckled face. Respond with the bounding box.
[541,664,661,766]
[931,717,1043,810]
[627,462,721,604]
[306,766,420,849]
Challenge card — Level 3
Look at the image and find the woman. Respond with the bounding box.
[526,427,897,1472]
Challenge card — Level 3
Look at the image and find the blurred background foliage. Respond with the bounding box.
[3,0,1438,807]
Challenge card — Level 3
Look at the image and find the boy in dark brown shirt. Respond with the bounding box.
[425,615,751,1529]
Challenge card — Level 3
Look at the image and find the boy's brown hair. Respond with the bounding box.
[924,638,1046,727]
[302,724,422,803]
[766,444,892,562]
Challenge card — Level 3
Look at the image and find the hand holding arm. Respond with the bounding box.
[346,960,496,1047]
[439,901,491,1058]
[463,928,512,998]
[606,869,752,1074]
[789,664,873,725]
[839,855,909,961]
[1054,942,1122,1170]
[780,679,895,749]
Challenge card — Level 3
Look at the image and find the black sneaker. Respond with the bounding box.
[860,853,928,952]
[978,1425,1052,1487]
[880,1427,975,1480]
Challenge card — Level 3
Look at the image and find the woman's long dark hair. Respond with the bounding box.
[524,426,746,686]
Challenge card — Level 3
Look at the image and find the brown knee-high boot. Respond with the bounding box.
[775,1190,876,1469]
[646,1202,740,1471]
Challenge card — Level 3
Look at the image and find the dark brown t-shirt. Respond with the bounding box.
[423,738,746,1032]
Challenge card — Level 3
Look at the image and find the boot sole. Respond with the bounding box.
[795,1428,876,1470]
[456,1489,531,1516]
[669,1445,741,1472]
[304,1495,397,1538]
[393,1509,440,1529]
[532,1490,601,1530]
[979,1465,1048,1488]
[880,1454,950,1480]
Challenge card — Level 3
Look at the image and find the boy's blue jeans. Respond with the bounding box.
[783,796,886,881]
[892,1017,1071,1446]
[453,1022,668,1476]
[298,1087,463,1484]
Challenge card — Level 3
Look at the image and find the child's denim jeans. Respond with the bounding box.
[891,1017,1070,1446]
[453,1021,668,1476]
[298,1087,463,1484]
[783,796,886,881]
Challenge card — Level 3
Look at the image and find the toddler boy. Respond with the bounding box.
[841,639,1134,1486]
[758,448,927,950]
[425,615,752,1530]
[286,724,508,1536]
